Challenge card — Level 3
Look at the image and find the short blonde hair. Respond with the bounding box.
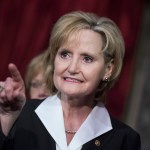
[25,51,46,93]
[44,11,125,102]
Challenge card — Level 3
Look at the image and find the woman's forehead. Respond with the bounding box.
[60,29,103,50]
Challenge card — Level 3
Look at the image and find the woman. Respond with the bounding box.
[25,51,51,99]
[0,11,140,150]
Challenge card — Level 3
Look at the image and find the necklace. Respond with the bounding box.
[65,129,77,134]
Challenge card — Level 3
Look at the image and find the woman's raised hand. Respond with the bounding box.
[0,63,26,114]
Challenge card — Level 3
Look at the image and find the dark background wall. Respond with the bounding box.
[124,1,150,149]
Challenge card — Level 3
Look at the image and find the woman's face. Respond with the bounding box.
[54,29,113,99]
[30,72,50,99]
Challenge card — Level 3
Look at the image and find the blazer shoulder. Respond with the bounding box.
[110,116,140,138]
[21,99,44,114]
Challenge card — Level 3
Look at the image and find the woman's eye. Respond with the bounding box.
[60,51,70,59]
[31,82,41,89]
[83,55,93,63]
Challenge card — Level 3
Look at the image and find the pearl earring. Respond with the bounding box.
[104,77,109,82]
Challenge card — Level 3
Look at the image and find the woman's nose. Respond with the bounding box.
[68,59,80,74]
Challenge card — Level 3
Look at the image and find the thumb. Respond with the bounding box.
[14,90,26,102]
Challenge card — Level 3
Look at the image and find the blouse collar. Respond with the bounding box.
[35,94,112,150]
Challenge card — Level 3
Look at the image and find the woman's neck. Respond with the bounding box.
[60,94,96,145]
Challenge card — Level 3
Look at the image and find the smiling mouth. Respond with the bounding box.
[64,77,83,83]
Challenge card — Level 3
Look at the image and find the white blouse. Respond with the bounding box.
[35,94,112,150]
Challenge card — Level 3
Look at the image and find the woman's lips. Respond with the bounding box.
[64,77,83,83]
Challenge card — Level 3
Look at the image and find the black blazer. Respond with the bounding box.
[0,100,141,150]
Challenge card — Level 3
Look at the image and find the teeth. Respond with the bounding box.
[65,77,82,83]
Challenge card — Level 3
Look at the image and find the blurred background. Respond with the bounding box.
[0,0,149,149]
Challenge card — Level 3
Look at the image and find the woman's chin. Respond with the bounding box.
[60,90,83,98]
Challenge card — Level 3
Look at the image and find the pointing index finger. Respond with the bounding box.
[8,63,23,83]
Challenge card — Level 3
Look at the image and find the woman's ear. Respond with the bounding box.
[103,59,114,81]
